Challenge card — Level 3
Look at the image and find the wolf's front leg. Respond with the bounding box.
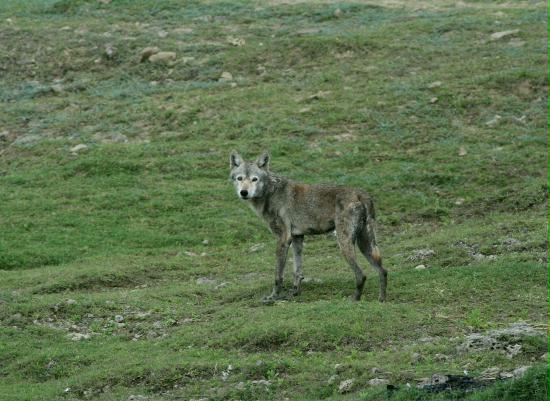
[262,236,291,304]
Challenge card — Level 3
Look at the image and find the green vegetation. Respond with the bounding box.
[0,1,547,400]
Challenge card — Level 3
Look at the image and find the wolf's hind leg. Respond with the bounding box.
[336,202,366,301]
[358,218,387,302]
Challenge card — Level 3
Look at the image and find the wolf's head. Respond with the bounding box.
[229,151,270,200]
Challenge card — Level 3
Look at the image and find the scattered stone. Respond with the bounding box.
[235,382,245,390]
[304,90,331,102]
[66,299,77,305]
[370,367,384,374]
[227,36,245,46]
[458,322,542,354]
[455,198,465,206]
[104,43,115,59]
[157,30,168,38]
[251,379,271,386]
[427,81,443,88]
[490,29,520,41]
[184,251,198,257]
[219,71,233,82]
[338,379,355,393]
[411,352,423,364]
[505,344,522,359]
[70,144,88,153]
[368,378,389,386]
[486,115,502,126]
[302,277,323,284]
[407,249,435,262]
[173,27,193,34]
[434,353,450,362]
[480,367,500,380]
[148,51,176,63]
[430,96,438,103]
[140,47,159,62]
[414,264,427,270]
[327,374,338,385]
[196,277,216,285]
[540,352,549,362]
[333,8,343,18]
[458,146,467,156]
[202,239,209,245]
[114,315,124,323]
[13,134,41,147]
[68,332,90,341]
[334,363,347,373]
[51,84,64,93]
[501,237,521,248]
[249,243,265,252]
[214,282,228,290]
[512,365,530,378]
[127,396,147,401]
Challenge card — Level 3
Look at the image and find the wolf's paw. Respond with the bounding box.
[261,294,280,304]
[287,286,301,297]
[378,295,386,303]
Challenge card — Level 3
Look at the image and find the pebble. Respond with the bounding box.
[114,315,124,323]
[368,378,389,386]
[414,264,427,270]
[70,144,88,153]
[148,51,176,63]
[338,379,355,393]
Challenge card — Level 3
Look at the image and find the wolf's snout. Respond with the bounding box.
[240,190,249,198]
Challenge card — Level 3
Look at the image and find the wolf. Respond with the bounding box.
[229,151,387,304]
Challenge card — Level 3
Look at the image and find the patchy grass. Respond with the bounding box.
[0,1,548,400]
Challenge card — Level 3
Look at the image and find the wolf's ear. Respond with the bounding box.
[256,151,270,169]
[230,151,243,168]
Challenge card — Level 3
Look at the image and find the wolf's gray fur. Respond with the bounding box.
[229,151,387,303]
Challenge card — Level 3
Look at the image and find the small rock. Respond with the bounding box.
[338,379,355,393]
[214,282,228,290]
[51,84,64,93]
[455,198,465,206]
[333,8,343,18]
[458,146,467,156]
[512,365,530,378]
[414,264,427,270]
[490,29,520,41]
[66,299,77,305]
[202,239,209,245]
[486,115,502,126]
[540,352,549,362]
[480,366,500,380]
[227,36,245,46]
[184,251,198,257]
[70,144,88,153]
[249,243,264,252]
[431,373,448,385]
[505,344,522,358]
[327,374,338,385]
[501,237,521,248]
[140,47,159,62]
[235,382,245,390]
[68,332,90,341]
[370,367,384,374]
[13,134,41,147]
[408,249,435,262]
[148,51,176,63]
[334,363,347,373]
[104,43,115,58]
[429,97,438,103]
[219,71,233,82]
[251,379,271,386]
[368,378,389,387]
[411,352,423,364]
[196,277,216,285]
[114,315,124,323]
[500,371,514,379]
[427,81,443,88]
[127,396,147,401]
[434,353,450,362]
[302,277,323,284]
[157,30,168,38]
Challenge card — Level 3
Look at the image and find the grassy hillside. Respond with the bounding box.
[0,1,548,400]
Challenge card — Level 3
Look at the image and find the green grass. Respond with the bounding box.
[0,0,548,400]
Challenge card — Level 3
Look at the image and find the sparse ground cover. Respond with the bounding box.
[0,1,548,400]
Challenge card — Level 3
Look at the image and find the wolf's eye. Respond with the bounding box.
[237,176,243,181]
[251,177,258,182]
